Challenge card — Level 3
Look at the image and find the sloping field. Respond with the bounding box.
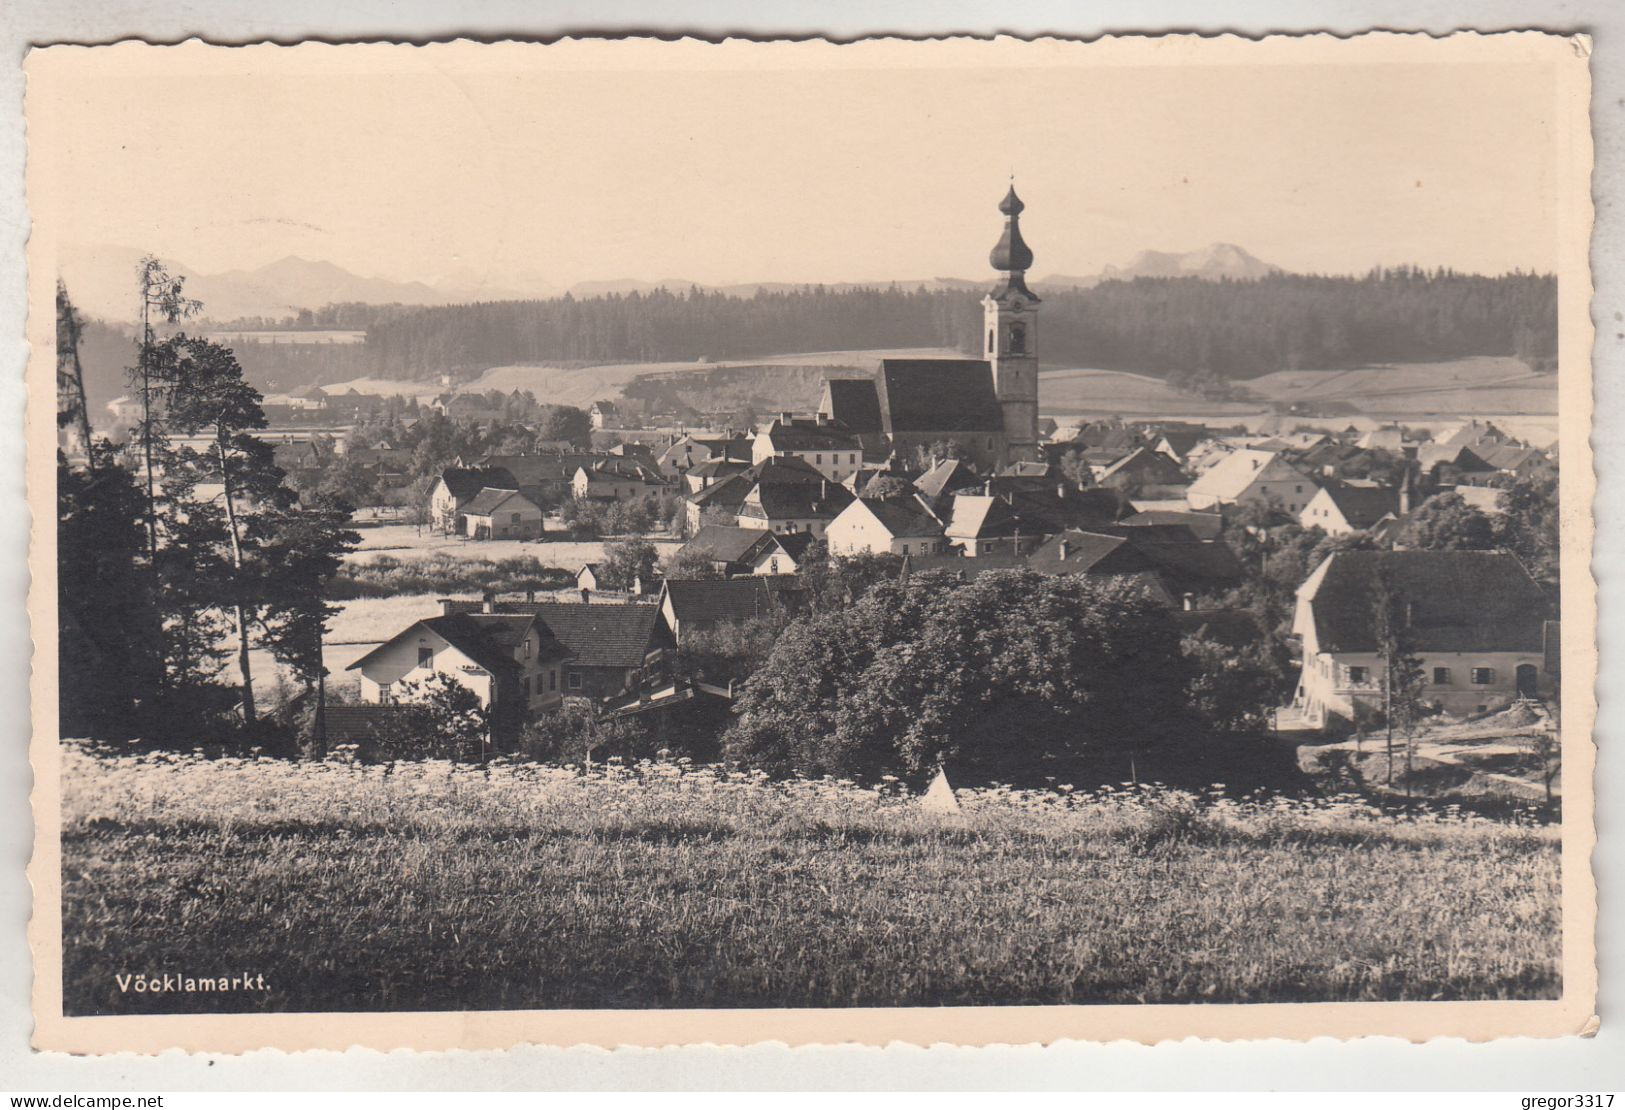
[1246,357,1556,417]
[1038,368,1261,420]
[328,349,960,408]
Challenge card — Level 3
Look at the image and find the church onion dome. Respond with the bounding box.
[989,186,1034,273]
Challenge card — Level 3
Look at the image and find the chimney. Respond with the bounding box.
[1058,538,1069,560]
[580,586,591,605]
[816,411,829,425]
[439,597,456,616]
[779,411,794,425]
[821,479,829,500]
[482,592,496,614]
[1182,592,1195,611]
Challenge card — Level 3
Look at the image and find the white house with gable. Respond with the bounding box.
[1187,449,1317,514]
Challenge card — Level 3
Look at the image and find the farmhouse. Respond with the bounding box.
[1186,449,1317,515]
[657,577,804,643]
[430,466,519,532]
[814,188,1042,469]
[461,487,544,540]
[825,496,947,557]
[1292,549,1555,727]
[570,459,667,502]
[437,598,674,700]
[681,457,751,494]
[943,494,1024,556]
[752,415,864,482]
[347,611,571,714]
[1027,524,1245,600]
[1096,446,1191,498]
[1299,482,1404,536]
[589,400,620,430]
[655,433,753,478]
[678,524,814,577]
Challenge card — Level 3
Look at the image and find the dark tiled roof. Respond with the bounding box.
[1306,550,1550,654]
[1121,510,1226,540]
[438,600,669,668]
[1101,447,1189,485]
[474,453,600,484]
[746,481,854,521]
[914,458,982,500]
[1319,482,1401,529]
[853,497,944,538]
[1155,430,1207,458]
[462,487,537,517]
[440,467,519,502]
[681,524,779,565]
[419,613,531,675]
[763,419,861,452]
[823,378,883,436]
[773,532,818,561]
[876,360,1003,434]
[662,577,803,627]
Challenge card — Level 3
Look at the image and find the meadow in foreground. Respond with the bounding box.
[58,744,1560,1014]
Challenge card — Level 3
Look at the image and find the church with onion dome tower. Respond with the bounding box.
[818,185,1044,469]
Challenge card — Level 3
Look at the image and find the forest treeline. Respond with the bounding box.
[78,269,1557,404]
[361,269,1558,380]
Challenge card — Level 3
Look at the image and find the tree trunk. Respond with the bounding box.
[217,427,256,724]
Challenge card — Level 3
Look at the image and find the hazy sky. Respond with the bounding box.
[31,39,1564,287]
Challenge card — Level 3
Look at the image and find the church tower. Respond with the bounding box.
[983,184,1041,464]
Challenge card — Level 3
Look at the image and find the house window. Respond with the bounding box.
[418,646,433,668]
[1295,485,1303,493]
[902,543,909,555]
[511,512,521,524]
[524,639,531,659]
[1433,667,1451,685]
[1346,665,1368,685]
[769,557,779,573]
[378,682,393,704]
[1471,667,1495,685]
[1008,323,1026,354]
[521,676,531,698]
[815,454,822,464]
[568,672,582,690]
[549,670,557,691]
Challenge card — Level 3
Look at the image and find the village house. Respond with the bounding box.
[736,476,855,537]
[655,433,753,479]
[656,577,804,644]
[437,597,674,700]
[576,564,601,594]
[429,466,519,532]
[589,400,620,430]
[1299,482,1405,536]
[1186,449,1318,515]
[1027,524,1246,601]
[1151,428,1211,466]
[678,524,815,577]
[825,495,948,557]
[467,453,601,508]
[347,609,571,715]
[943,493,1024,556]
[461,487,545,540]
[570,459,667,502]
[681,457,751,495]
[1095,446,1192,498]
[752,414,865,482]
[1292,549,1555,727]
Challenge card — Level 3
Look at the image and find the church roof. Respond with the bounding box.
[876,359,1004,435]
[821,379,883,436]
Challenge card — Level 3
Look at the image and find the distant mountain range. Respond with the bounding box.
[57,241,1286,325]
[1036,243,1282,288]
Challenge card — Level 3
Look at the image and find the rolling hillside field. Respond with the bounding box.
[59,747,1560,1014]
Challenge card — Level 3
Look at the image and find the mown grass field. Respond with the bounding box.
[58,746,1560,1015]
